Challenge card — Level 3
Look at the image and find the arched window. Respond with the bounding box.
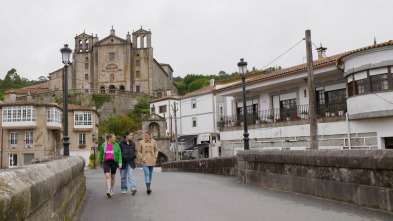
[85,39,89,52]
[137,36,141,48]
[119,85,125,92]
[110,74,114,82]
[79,40,83,52]
[109,85,116,94]
[143,36,147,48]
[100,86,105,93]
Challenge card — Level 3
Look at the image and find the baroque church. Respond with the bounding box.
[48,27,177,98]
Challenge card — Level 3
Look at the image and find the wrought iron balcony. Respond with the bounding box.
[220,102,347,128]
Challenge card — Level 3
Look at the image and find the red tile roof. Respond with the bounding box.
[337,40,393,62]
[4,82,50,95]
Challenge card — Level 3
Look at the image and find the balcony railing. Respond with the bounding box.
[221,102,347,128]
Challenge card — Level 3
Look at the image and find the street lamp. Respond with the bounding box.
[238,58,249,150]
[60,44,72,156]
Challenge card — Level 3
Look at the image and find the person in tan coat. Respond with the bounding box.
[137,131,158,194]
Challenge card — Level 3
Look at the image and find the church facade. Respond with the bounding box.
[49,27,177,98]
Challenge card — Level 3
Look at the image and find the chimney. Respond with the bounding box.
[316,43,327,60]
[26,91,32,102]
[210,78,215,86]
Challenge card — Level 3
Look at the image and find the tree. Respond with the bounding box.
[174,81,187,95]
[188,78,210,92]
[37,76,48,83]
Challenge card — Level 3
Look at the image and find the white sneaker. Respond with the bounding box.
[122,190,126,194]
[110,189,114,196]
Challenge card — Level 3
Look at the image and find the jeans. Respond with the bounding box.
[142,164,154,183]
[120,163,136,191]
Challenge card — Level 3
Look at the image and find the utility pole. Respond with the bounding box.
[171,102,179,161]
[305,29,319,150]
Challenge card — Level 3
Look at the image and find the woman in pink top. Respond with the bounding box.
[99,133,122,197]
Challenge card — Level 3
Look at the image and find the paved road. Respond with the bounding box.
[79,168,393,221]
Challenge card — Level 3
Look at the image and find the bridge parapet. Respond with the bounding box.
[162,156,237,176]
[163,150,393,212]
[0,156,85,220]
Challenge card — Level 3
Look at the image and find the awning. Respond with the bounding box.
[177,135,197,143]
[183,143,209,152]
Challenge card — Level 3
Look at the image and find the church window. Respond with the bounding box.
[85,40,89,52]
[100,86,105,93]
[136,86,140,93]
[79,40,83,52]
[85,63,89,69]
[109,53,115,61]
[137,36,141,48]
[143,36,147,48]
[136,71,140,79]
[136,60,140,66]
[110,74,114,82]
[85,74,89,81]
[119,85,125,92]
[109,85,116,94]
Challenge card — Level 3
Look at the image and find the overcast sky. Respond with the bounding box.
[0,0,392,81]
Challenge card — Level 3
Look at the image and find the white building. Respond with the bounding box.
[216,41,393,155]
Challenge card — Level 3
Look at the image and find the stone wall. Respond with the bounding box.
[162,156,237,176]
[162,150,393,212]
[31,92,144,122]
[0,157,85,220]
[237,150,393,212]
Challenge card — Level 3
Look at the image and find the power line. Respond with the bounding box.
[261,38,305,70]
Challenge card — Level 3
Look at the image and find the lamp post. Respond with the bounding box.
[238,58,249,150]
[60,44,72,156]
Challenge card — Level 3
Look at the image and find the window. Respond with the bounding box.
[151,106,155,114]
[136,71,140,79]
[85,63,89,69]
[109,53,115,61]
[326,89,346,103]
[74,112,92,126]
[47,107,62,123]
[85,74,89,81]
[356,79,369,94]
[25,131,33,148]
[100,86,105,93]
[348,81,354,97]
[159,105,167,113]
[79,133,86,145]
[316,90,325,104]
[136,86,140,93]
[136,60,140,66]
[191,99,196,109]
[9,154,17,167]
[10,132,18,145]
[85,89,89,93]
[371,74,389,92]
[2,106,36,123]
[192,117,197,127]
[157,92,162,98]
